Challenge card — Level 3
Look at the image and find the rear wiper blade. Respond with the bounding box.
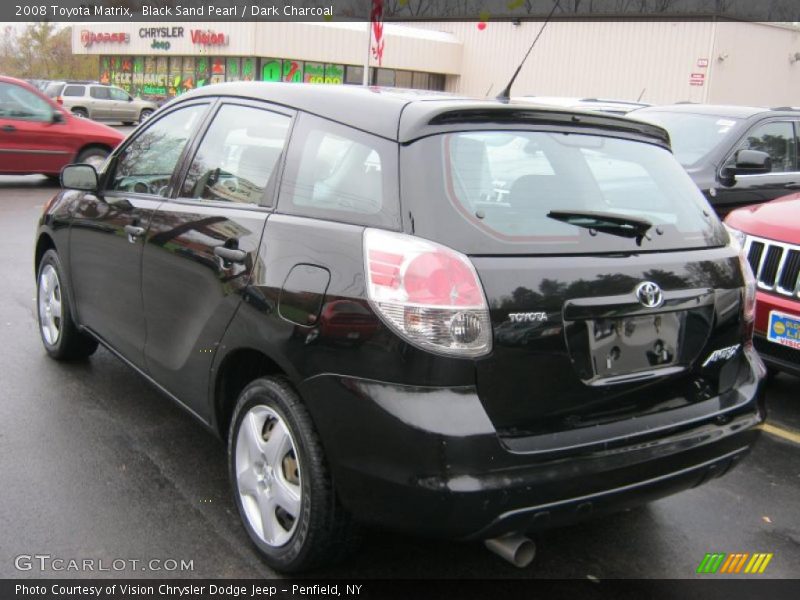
[547,210,653,246]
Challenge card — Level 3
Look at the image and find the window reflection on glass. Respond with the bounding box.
[733,121,796,173]
[0,82,52,121]
[110,105,207,196]
[182,104,290,205]
[291,126,384,215]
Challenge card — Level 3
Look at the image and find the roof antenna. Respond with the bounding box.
[496,0,561,103]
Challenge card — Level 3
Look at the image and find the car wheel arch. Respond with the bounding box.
[35,233,56,276]
[213,347,295,439]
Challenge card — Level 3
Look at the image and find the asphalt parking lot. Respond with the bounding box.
[0,166,798,580]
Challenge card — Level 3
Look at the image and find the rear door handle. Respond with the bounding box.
[1,125,15,133]
[124,224,145,242]
[214,246,247,264]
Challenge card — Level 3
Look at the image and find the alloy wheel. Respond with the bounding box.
[38,264,62,346]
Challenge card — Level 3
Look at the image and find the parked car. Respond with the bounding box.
[48,81,157,124]
[726,194,800,377]
[514,96,650,115]
[36,83,765,572]
[631,104,800,217]
[0,76,124,176]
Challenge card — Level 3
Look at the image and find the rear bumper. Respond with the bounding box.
[299,355,764,540]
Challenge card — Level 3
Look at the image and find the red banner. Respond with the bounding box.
[370,0,384,67]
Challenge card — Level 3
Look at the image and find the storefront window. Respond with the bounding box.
[242,57,256,81]
[412,72,429,90]
[226,57,241,82]
[196,56,210,88]
[304,62,325,84]
[168,57,182,96]
[375,68,395,87]
[210,57,226,84]
[395,71,413,88]
[344,65,364,85]
[260,58,282,82]
[429,74,445,91]
[182,57,195,92]
[132,57,144,97]
[324,64,344,84]
[99,56,111,85]
[282,60,303,83]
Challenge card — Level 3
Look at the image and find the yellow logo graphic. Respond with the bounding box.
[773,321,786,335]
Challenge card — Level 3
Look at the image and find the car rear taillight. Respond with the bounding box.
[737,250,757,348]
[56,96,63,105]
[364,228,492,357]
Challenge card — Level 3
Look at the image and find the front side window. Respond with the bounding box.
[109,87,130,102]
[0,82,53,122]
[278,113,399,228]
[729,121,796,173]
[109,104,207,195]
[181,104,291,205]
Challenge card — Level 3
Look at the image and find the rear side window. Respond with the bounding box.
[181,104,291,205]
[402,130,725,255]
[62,85,84,97]
[89,87,109,99]
[277,113,400,228]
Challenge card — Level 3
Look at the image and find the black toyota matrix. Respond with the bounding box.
[35,83,765,572]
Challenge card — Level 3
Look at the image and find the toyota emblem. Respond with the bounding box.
[635,281,664,308]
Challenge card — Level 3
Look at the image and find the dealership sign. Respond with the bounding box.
[190,30,229,46]
[80,31,130,47]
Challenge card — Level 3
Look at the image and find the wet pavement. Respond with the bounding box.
[0,175,798,580]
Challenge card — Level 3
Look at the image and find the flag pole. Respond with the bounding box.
[363,20,371,86]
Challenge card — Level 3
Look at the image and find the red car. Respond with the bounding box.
[726,194,800,377]
[0,75,124,177]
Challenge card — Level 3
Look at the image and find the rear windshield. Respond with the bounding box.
[631,111,743,167]
[401,130,725,255]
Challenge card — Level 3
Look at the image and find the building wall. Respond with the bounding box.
[708,21,800,106]
[415,20,800,106]
[414,20,716,104]
[71,22,462,75]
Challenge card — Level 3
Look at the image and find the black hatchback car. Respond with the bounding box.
[632,104,800,217]
[36,84,765,572]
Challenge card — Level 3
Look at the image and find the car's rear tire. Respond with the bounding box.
[139,109,153,123]
[122,121,135,126]
[228,376,359,572]
[71,108,88,119]
[76,147,109,171]
[37,249,98,361]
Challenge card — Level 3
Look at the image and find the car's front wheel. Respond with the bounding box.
[228,377,359,572]
[139,109,153,123]
[37,249,98,360]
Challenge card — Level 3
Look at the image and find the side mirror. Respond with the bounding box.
[719,149,772,185]
[61,164,99,192]
[735,149,771,173]
[51,110,65,124]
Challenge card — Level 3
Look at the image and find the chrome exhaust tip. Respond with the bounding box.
[484,533,536,568]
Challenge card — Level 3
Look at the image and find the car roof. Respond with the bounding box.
[172,82,670,145]
[634,103,800,119]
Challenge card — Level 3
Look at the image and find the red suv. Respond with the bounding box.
[726,194,800,377]
[0,76,124,177]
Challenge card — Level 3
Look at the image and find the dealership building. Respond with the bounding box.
[72,20,800,106]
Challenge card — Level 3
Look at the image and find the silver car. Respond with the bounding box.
[59,83,157,124]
